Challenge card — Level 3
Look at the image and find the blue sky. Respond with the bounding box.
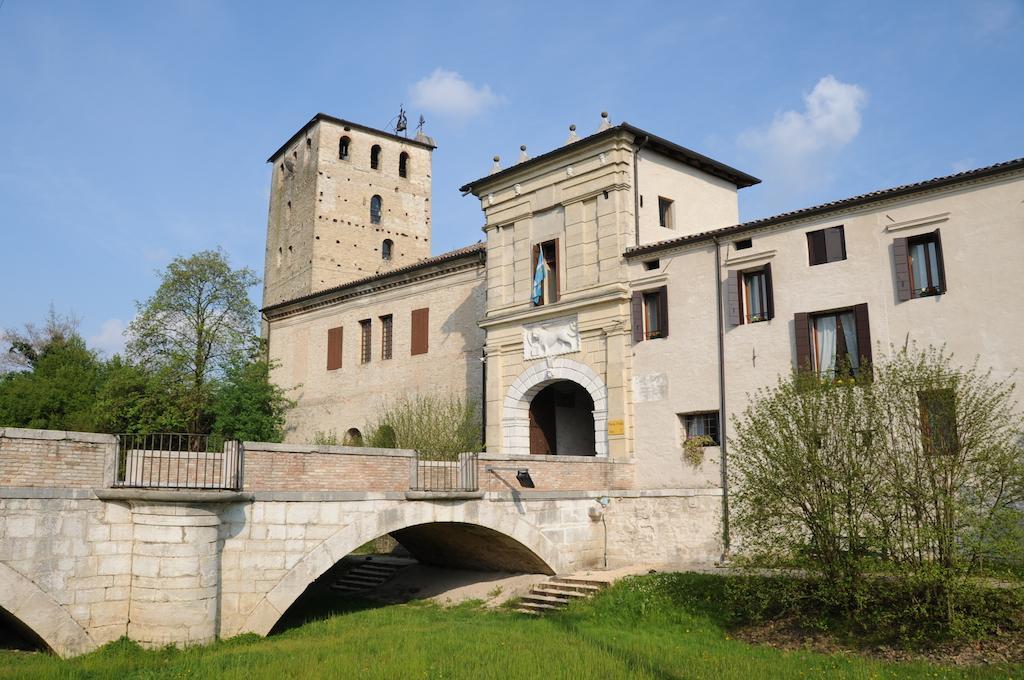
[1,0,1022,355]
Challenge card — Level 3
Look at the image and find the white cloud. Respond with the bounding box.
[950,158,977,173]
[739,75,868,190]
[89,318,128,357]
[971,0,1021,37]
[410,68,500,118]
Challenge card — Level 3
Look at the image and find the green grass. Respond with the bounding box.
[1,573,1021,679]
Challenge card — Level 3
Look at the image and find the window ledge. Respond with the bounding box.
[884,212,950,233]
[724,249,776,266]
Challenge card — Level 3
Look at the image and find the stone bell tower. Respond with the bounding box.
[262,113,435,308]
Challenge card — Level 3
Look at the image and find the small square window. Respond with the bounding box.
[807,226,846,265]
[734,238,752,250]
[658,197,674,229]
[643,259,660,271]
[679,412,720,446]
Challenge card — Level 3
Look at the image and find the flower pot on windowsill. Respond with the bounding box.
[917,286,941,298]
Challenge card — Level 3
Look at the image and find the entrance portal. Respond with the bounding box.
[528,381,596,455]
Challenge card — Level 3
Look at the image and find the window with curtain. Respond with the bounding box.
[811,310,859,375]
[908,232,945,297]
[743,269,769,323]
[680,412,720,446]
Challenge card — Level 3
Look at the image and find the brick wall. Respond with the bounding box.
[479,453,635,492]
[0,428,112,488]
[242,442,413,492]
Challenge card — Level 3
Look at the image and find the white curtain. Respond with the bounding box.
[814,315,837,374]
[840,311,859,371]
[911,242,928,292]
[688,416,706,437]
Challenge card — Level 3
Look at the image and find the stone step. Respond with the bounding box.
[516,601,562,613]
[547,578,606,592]
[339,574,387,585]
[347,568,394,579]
[353,565,395,574]
[521,593,571,606]
[531,584,590,598]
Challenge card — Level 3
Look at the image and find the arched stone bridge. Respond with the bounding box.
[0,428,721,656]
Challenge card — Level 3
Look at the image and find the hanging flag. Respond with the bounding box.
[531,249,547,305]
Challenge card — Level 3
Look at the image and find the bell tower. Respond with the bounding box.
[262,113,435,307]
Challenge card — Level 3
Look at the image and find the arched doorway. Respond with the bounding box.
[528,381,595,456]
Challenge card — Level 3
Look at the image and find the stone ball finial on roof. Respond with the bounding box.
[518,145,530,163]
[490,155,502,175]
[598,111,612,132]
[566,124,580,145]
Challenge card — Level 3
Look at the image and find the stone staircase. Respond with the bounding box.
[515,574,611,615]
[330,556,412,593]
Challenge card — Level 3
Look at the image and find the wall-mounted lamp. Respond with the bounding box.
[515,469,535,488]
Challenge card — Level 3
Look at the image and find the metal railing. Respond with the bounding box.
[411,452,478,492]
[114,433,243,490]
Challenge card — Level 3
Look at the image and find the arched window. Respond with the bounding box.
[339,136,350,160]
[370,195,382,224]
[344,428,363,447]
[399,152,409,178]
[370,144,381,170]
[382,239,393,260]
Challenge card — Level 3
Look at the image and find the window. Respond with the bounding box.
[734,238,752,250]
[344,428,363,446]
[410,308,429,356]
[359,319,371,364]
[381,239,393,261]
[339,136,350,160]
[919,389,957,456]
[380,314,393,360]
[727,265,774,325]
[631,286,669,342]
[399,152,409,178]
[894,231,946,300]
[643,259,660,271]
[370,144,381,170]
[326,326,343,370]
[794,304,871,376]
[531,240,560,305]
[806,226,846,265]
[680,412,720,446]
[370,195,382,224]
[742,267,771,323]
[658,197,674,229]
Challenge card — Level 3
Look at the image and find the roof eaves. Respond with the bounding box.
[624,156,1024,259]
[266,113,436,163]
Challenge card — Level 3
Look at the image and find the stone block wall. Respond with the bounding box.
[0,429,112,488]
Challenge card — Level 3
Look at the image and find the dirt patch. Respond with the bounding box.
[734,617,1024,667]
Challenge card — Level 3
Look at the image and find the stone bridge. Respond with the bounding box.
[0,428,721,656]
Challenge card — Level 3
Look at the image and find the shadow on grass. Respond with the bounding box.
[269,561,386,635]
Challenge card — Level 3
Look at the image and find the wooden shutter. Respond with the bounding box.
[657,286,669,339]
[763,263,775,320]
[825,227,845,262]
[410,308,429,355]
[794,312,811,371]
[933,229,948,293]
[552,238,560,302]
[854,303,871,367]
[807,231,823,265]
[326,326,343,370]
[726,271,741,326]
[893,237,911,302]
[630,291,644,343]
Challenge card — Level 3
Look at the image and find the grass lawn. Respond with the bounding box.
[0,573,1020,679]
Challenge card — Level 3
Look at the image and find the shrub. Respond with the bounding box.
[363,394,481,460]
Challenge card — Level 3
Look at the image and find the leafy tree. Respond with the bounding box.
[1,306,81,373]
[729,345,1024,636]
[210,348,293,443]
[127,249,259,433]
[364,394,481,459]
[0,332,102,431]
[91,357,188,434]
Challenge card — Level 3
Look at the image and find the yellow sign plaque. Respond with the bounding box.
[607,419,624,436]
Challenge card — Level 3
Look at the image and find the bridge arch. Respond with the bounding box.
[0,562,95,657]
[503,357,608,456]
[236,500,567,637]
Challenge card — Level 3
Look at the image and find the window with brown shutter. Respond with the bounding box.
[633,287,669,341]
[410,307,429,356]
[734,263,774,325]
[895,230,947,300]
[797,303,872,376]
[794,312,811,371]
[806,226,846,265]
[326,326,343,370]
[726,271,741,326]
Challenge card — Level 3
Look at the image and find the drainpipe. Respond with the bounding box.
[480,351,487,451]
[632,135,649,247]
[713,236,730,559]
